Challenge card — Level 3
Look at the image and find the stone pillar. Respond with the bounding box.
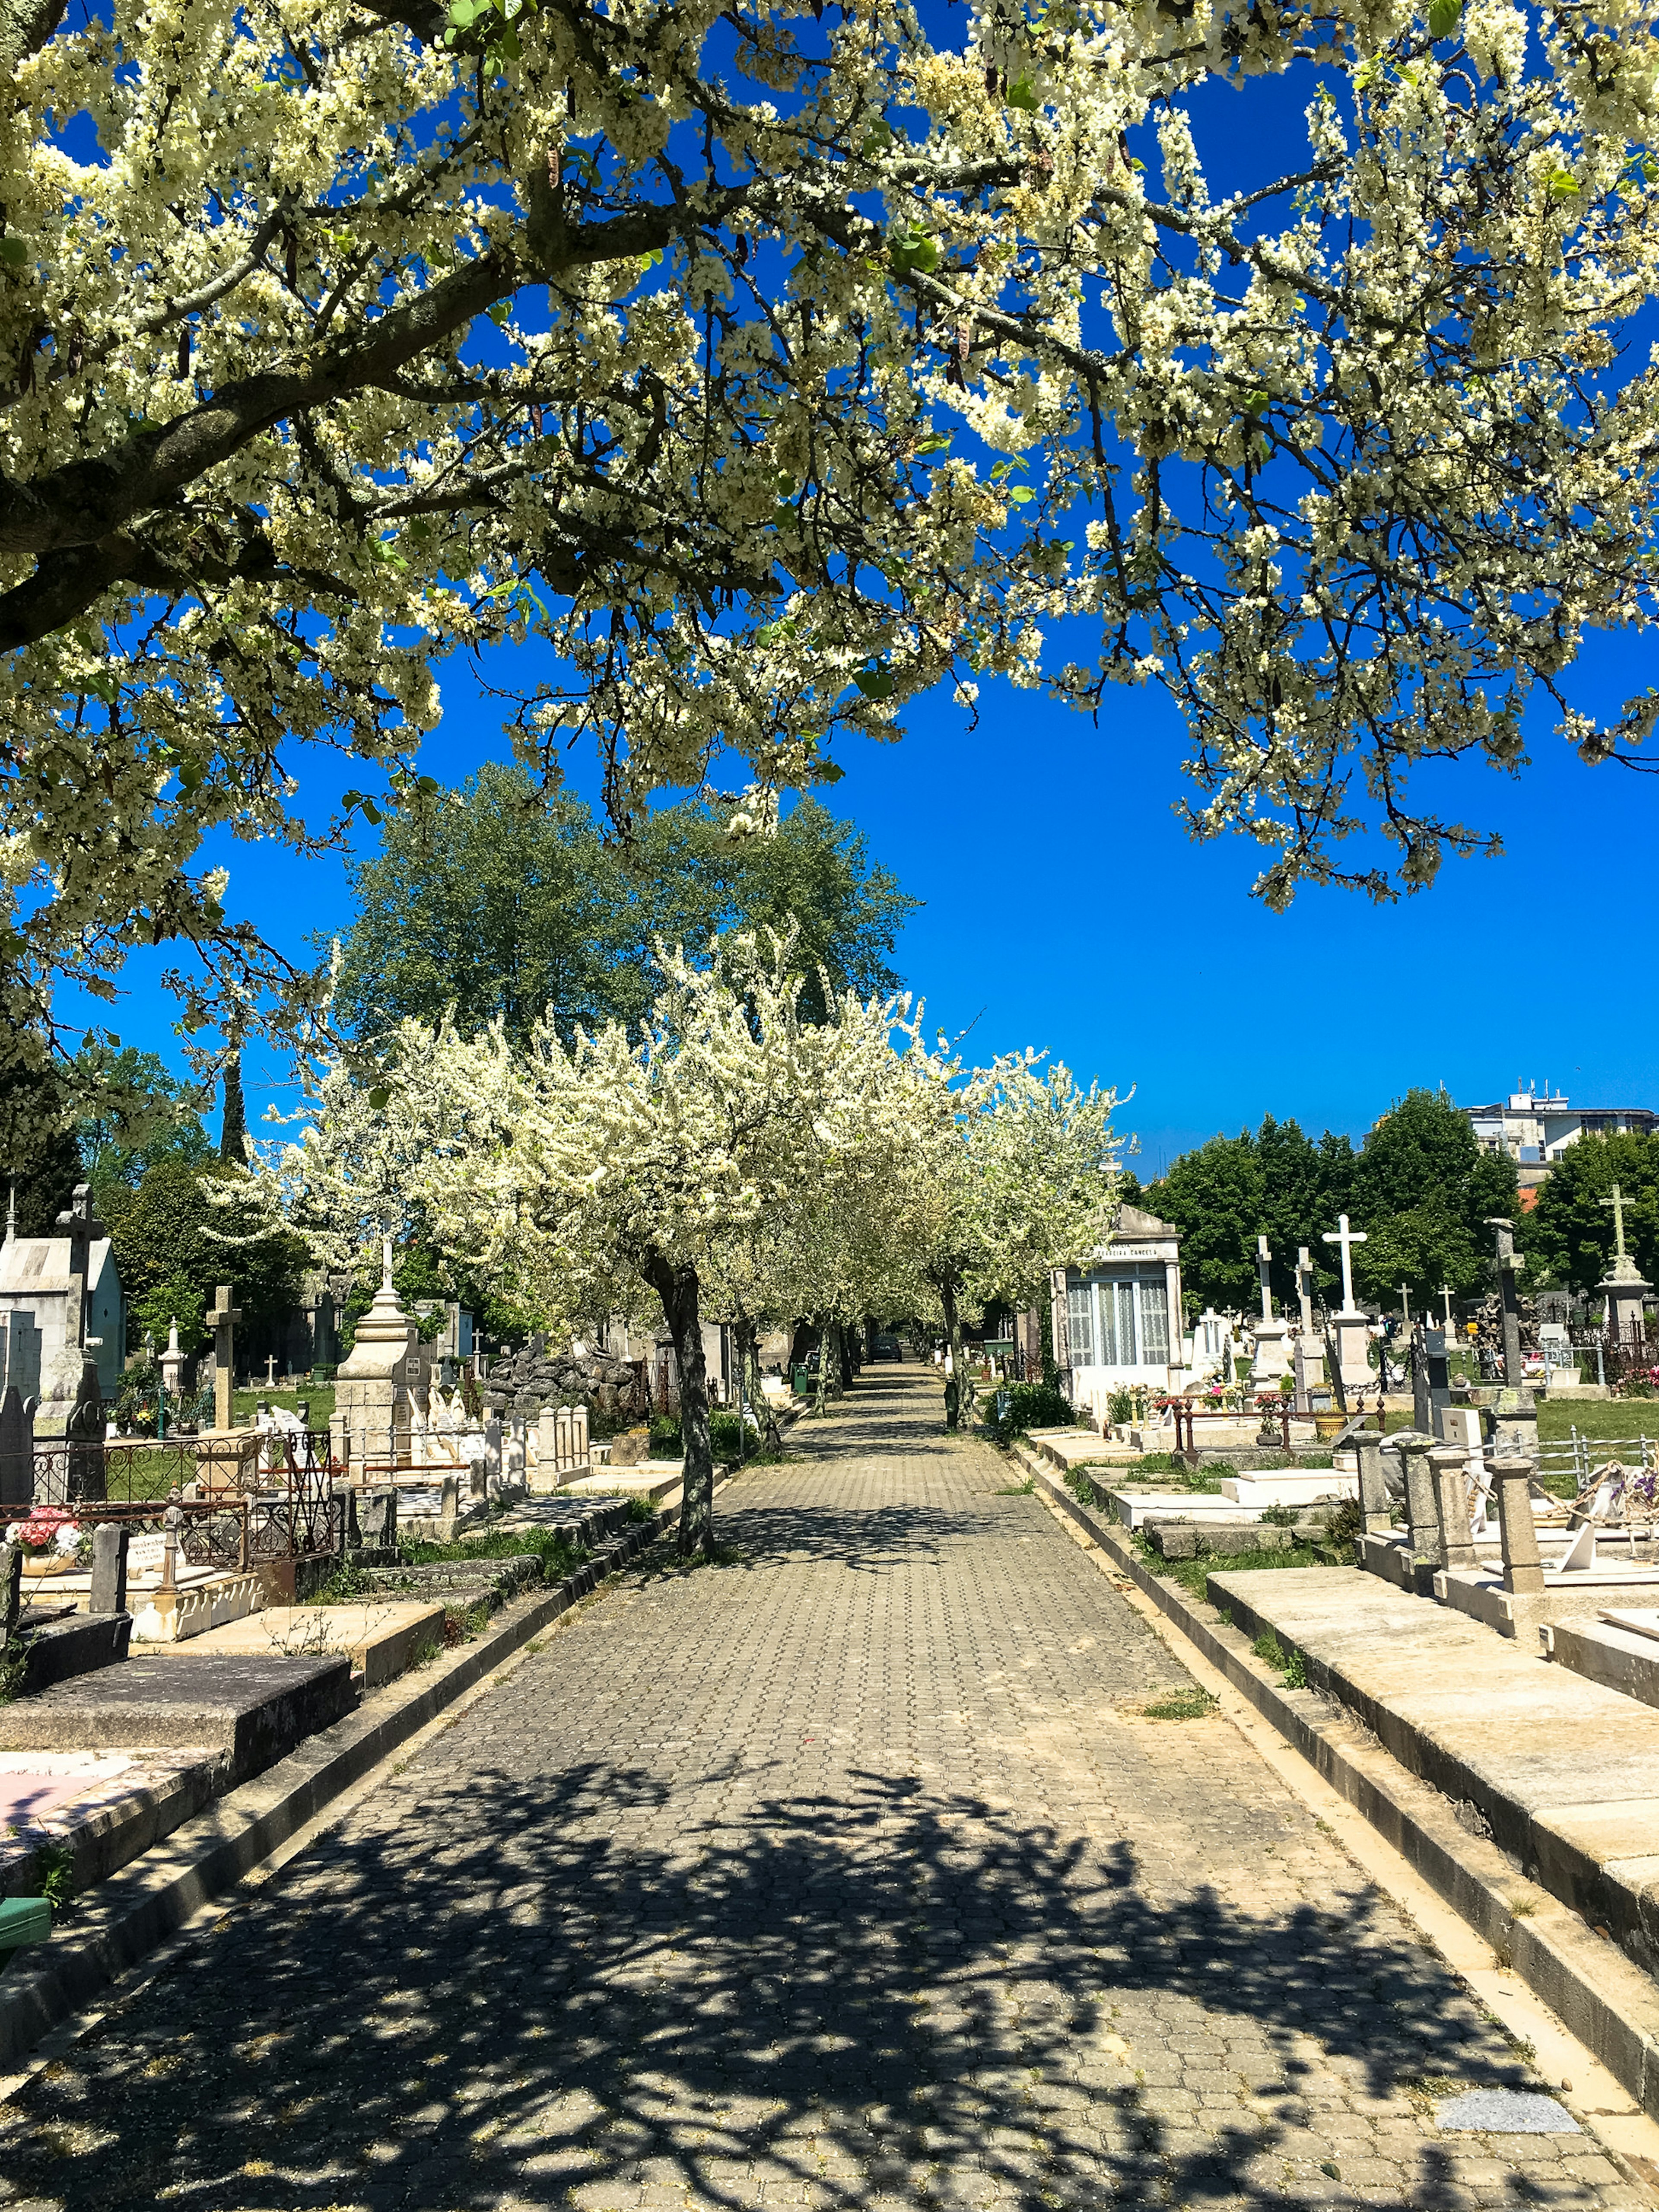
[1487,1386,1539,1467]
[1355,1429,1391,1535]
[573,1405,588,1464]
[1293,1335,1325,1415]
[89,1522,129,1615]
[1,1545,19,1643]
[1491,1456,1545,1595]
[1399,1434,1439,1560]
[1430,1445,1476,1571]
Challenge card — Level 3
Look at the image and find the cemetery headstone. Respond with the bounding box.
[1597,1181,1652,1344]
[1430,1445,1477,1571]
[206,1284,242,1432]
[1398,1433,1439,1560]
[89,1522,129,1616]
[0,1544,19,1643]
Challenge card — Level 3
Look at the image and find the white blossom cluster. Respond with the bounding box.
[5,0,1657,1054]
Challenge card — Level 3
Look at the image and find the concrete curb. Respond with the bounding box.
[0,1500,677,2069]
[1012,1443,1659,2123]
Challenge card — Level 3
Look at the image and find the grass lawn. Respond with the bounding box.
[231,1385,337,1430]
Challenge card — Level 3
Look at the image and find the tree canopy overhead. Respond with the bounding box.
[331,767,915,1045]
[7,0,1659,1050]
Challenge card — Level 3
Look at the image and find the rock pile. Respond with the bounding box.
[483,1335,646,1422]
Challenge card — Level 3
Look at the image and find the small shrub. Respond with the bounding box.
[1107,1387,1135,1426]
[34,1842,75,1913]
[1252,1629,1288,1669]
[649,1414,683,1455]
[980,1381,1074,1445]
[1260,1503,1298,1527]
[1322,1496,1366,1552]
[1065,1468,1106,1509]
[1284,1648,1309,1689]
[623,1494,658,1525]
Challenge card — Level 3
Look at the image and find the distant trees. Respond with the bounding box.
[331,767,916,1048]
[104,1158,307,1357]
[1149,1091,1517,1313]
[1522,1134,1659,1292]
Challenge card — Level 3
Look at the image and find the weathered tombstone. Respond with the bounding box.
[1249,1234,1292,1391]
[1485,1219,1526,1386]
[1490,1456,1545,1595]
[439,1473,458,1536]
[89,1522,129,1615]
[1430,1445,1476,1571]
[65,1355,107,1503]
[1355,1428,1392,1535]
[206,1284,243,1432]
[0,1379,34,1511]
[1292,1333,1326,1416]
[160,1316,186,1400]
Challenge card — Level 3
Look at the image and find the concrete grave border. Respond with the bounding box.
[0,1490,689,2071]
[1011,1440,1659,2125]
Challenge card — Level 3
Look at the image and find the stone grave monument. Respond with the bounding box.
[1320,1214,1375,1391]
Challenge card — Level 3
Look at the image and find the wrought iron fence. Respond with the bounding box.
[1,1437,344,1564]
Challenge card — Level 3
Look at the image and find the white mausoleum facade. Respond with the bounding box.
[1051,1205,1185,1421]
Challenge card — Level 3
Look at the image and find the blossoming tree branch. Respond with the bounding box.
[6,0,1658,1051]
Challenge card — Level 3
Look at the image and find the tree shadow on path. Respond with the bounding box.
[0,1762,1539,2212]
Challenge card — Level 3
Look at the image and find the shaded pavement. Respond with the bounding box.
[0,1366,1641,2209]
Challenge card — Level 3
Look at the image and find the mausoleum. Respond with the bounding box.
[0,1184,124,1414]
[1052,1204,1185,1421]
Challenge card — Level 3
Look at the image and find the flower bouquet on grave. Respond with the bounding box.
[6,1508,83,1577]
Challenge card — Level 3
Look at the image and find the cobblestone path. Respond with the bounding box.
[0,1367,1642,2211]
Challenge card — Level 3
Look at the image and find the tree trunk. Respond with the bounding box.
[939,1274,967,1430]
[642,1254,715,1560]
[813,1315,830,1415]
[838,1322,855,1390]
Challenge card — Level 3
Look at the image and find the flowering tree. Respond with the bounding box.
[893,1053,1121,1427]
[385,933,914,1557]
[8,0,1659,1053]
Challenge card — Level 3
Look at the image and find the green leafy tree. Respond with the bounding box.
[1145,1133,1264,1313]
[130,1278,209,1360]
[104,1158,307,1356]
[1349,1089,1517,1306]
[0,1056,83,1237]
[331,767,915,1046]
[75,1046,213,1209]
[1521,1133,1659,1292]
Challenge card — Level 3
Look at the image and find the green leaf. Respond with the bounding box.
[1548,169,1580,197]
[861,118,893,156]
[1006,485,1036,504]
[1006,73,1040,111]
[0,238,28,269]
[486,301,510,326]
[915,433,953,455]
[367,1088,390,1111]
[888,228,938,277]
[1427,0,1460,38]
[853,664,896,699]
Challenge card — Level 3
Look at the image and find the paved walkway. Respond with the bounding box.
[0,1368,1643,2210]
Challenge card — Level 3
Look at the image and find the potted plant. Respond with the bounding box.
[6,1507,83,1578]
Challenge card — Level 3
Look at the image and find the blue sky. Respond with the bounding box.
[71,628,1659,1179]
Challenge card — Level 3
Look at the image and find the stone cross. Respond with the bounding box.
[1322,1214,1367,1314]
[1601,1182,1633,1264]
[207,1284,242,1432]
[1256,1234,1274,1325]
[266,1354,277,1389]
[381,1234,394,1290]
[1484,1218,1525,1386]
[1296,1247,1314,1334]
[1440,1284,1454,1328]
[1398,1283,1411,1328]
[3,1181,12,1246]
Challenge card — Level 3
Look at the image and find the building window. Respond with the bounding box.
[1076,1276,1170,1369]
[1067,1284,1094,1367]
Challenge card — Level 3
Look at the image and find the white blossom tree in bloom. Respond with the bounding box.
[7,0,1659,1056]
[892,1051,1121,1428]
[379,932,916,1558]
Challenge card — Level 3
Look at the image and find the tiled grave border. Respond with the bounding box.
[0,1492,687,2069]
[1010,1440,1659,2124]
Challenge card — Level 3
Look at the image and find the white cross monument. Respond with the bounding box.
[1321,1214,1375,1390]
[1248,1233,1292,1392]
